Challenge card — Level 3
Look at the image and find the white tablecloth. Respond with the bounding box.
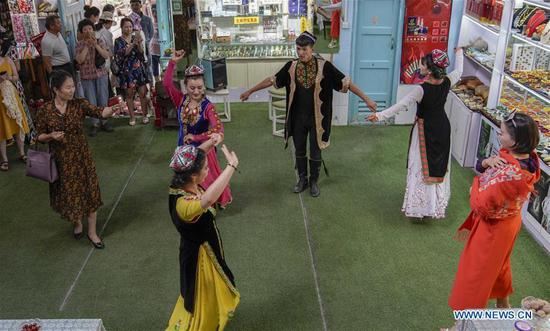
[0,319,106,331]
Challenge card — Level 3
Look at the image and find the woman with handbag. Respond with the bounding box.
[0,40,30,171]
[75,18,112,137]
[35,70,114,249]
[114,17,150,126]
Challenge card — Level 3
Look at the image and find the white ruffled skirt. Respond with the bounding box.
[402,124,451,219]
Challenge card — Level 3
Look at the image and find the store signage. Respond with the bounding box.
[400,0,453,84]
[172,1,183,15]
[234,16,260,25]
[223,0,241,5]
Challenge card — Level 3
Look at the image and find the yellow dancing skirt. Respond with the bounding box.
[0,86,29,141]
[166,243,240,331]
[0,61,29,141]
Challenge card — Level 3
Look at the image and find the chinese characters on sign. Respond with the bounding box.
[234,16,260,25]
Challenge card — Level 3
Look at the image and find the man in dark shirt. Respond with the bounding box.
[241,32,377,197]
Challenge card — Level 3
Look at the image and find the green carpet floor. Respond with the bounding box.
[0,103,549,330]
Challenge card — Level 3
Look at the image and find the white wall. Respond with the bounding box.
[329,0,355,125]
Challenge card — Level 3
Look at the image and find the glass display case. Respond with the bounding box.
[455,0,550,253]
[496,1,550,164]
[196,0,312,60]
[203,41,297,59]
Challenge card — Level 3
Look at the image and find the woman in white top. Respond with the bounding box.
[368,48,463,219]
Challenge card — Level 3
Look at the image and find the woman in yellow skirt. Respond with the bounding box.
[166,135,240,331]
[0,45,29,171]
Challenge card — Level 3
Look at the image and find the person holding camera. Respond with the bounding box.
[114,17,149,126]
[75,19,112,137]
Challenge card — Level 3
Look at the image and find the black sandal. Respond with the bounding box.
[18,155,27,163]
[0,162,8,171]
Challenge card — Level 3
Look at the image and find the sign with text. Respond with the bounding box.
[400,0,453,84]
[234,16,260,25]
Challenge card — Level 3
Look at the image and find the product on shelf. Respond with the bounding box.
[499,84,548,121]
[452,76,489,112]
[465,46,495,70]
[491,80,550,163]
[465,0,503,26]
[510,70,550,97]
[197,0,310,60]
[204,42,296,59]
[37,0,58,17]
[469,36,489,52]
[512,4,550,46]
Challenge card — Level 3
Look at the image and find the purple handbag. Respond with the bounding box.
[26,145,58,183]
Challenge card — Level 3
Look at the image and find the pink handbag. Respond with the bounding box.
[26,145,58,183]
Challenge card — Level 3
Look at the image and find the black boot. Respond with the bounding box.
[293,157,308,193]
[309,159,322,197]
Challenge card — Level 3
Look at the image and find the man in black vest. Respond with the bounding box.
[241,32,376,197]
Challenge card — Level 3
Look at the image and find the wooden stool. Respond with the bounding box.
[268,87,286,120]
[272,100,286,137]
[205,89,231,122]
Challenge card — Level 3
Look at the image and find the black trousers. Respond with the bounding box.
[292,118,321,161]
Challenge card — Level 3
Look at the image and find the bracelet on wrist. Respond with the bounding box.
[228,164,240,173]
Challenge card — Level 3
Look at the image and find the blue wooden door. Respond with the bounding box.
[350,0,403,124]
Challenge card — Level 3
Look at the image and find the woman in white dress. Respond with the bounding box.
[368,48,463,219]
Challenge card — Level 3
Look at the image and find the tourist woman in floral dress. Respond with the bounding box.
[35,70,114,248]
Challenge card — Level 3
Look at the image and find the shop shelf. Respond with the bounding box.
[523,0,550,11]
[464,14,500,36]
[464,53,494,73]
[511,32,550,53]
[504,73,550,105]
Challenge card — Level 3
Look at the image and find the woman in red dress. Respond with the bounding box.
[443,112,541,329]
[163,50,231,208]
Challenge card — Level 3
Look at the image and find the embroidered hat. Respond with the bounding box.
[185,64,205,77]
[431,49,449,68]
[298,31,317,44]
[170,145,198,172]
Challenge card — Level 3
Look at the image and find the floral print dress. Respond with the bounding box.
[35,99,104,222]
[114,36,149,89]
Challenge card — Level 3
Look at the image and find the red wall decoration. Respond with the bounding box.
[400,0,453,84]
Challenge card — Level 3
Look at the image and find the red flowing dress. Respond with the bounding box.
[448,149,540,309]
[163,60,232,208]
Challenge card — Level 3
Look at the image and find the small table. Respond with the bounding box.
[0,319,106,331]
[205,89,231,122]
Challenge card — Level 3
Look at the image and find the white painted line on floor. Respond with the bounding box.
[290,147,329,331]
[59,130,156,311]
